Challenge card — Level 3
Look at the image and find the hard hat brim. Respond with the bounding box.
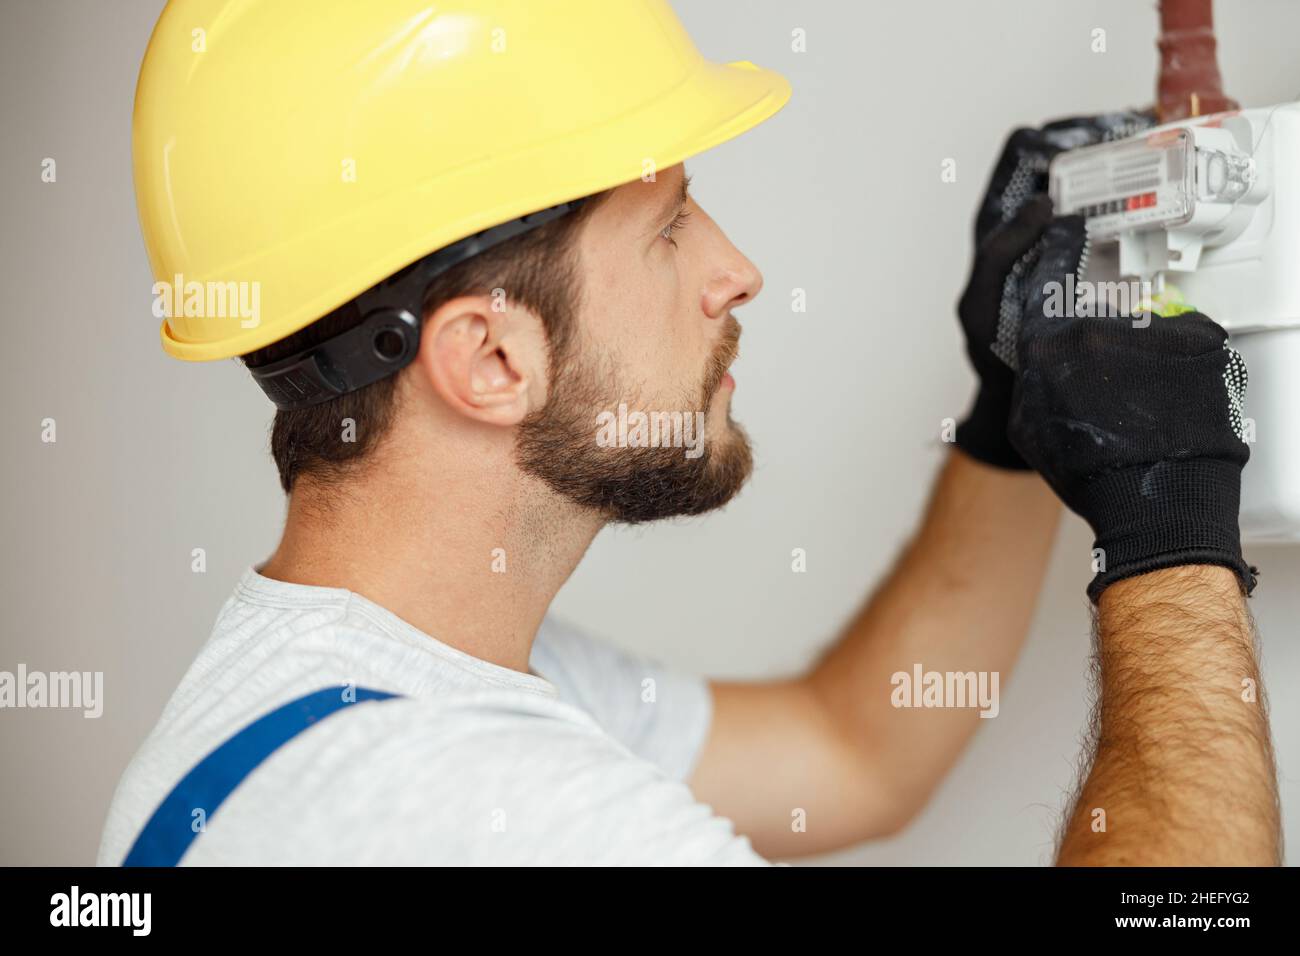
[159,58,791,362]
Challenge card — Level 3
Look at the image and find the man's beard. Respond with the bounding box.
[515,319,753,524]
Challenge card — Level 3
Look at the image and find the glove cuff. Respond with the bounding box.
[955,384,1031,471]
[1082,458,1257,603]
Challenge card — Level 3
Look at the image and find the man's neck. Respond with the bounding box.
[257,453,602,674]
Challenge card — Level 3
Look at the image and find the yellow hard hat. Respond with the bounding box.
[135,0,791,370]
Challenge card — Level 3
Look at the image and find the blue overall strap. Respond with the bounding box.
[122,685,402,867]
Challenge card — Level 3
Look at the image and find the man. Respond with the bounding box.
[101,0,1278,865]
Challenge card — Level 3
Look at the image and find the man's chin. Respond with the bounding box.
[521,421,754,526]
[608,420,753,524]
[515,377,753,524]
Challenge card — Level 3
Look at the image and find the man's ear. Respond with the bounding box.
[417,295,544,426]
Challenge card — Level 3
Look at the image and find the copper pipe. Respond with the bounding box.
[1157,0,1238,121]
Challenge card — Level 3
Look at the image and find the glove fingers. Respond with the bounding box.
[1016,215,1088,361]
[978,194,1054,267]
[1145,309,1230,354]
[959,196,1054,373]
[988,234,1045,372]
[1225,346,1249,443]
[1038,109,1157,150]
[975,128,1051,243]
[964,194,1054,314]
[975,110,1155,244]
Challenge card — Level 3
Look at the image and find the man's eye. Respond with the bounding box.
[661,209,691,247]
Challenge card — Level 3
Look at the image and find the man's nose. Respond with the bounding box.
[702,252,763,319]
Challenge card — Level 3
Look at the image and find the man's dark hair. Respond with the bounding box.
[242,196,607,494]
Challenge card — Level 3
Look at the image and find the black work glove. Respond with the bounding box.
[1007,215,1257,602]
[956,196,1052,468]
[956,111,1156,469]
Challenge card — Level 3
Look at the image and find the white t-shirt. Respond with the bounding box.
[96,568,767,865]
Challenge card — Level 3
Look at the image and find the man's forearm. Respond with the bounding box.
[806,448,1060,821]
[1057,565,1280,866]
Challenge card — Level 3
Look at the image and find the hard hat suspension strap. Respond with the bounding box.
[248,198,586,410]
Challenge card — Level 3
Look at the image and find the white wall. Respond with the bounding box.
[1,0,1295,865]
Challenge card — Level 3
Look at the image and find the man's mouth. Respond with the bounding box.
[704,317,742,400]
